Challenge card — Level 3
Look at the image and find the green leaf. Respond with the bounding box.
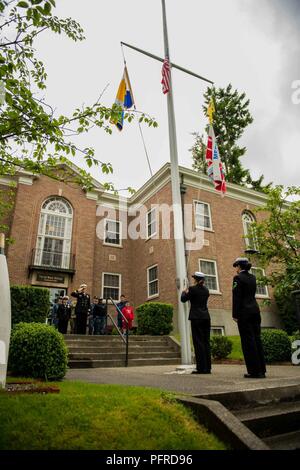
[44,2,52,15]
[17,1,29,8]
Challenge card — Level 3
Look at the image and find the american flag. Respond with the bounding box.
[161,58,171,94]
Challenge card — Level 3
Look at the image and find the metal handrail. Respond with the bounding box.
[108,297,129,367]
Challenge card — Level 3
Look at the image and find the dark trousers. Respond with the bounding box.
[76,311,88,335]
[58,319,69,335]
[117,312,123,329]
[191,319,211,373]
[238,316,266,375]
[93,316,106,335]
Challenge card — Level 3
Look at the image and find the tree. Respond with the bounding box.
[190,84,271,190]
[0,0,156,191]
[249,186,300,334]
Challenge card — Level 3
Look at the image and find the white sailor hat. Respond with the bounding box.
[80,283,87,288]
[192,271,205,279]
[233,257,249,267]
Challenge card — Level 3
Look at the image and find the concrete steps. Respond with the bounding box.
[234,401,300,443]
[64,334,181,368]
[195,385,300,450]
[264,430,300,450]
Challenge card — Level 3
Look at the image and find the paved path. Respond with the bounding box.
[65,364,300,396]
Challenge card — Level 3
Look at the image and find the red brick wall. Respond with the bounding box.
[6,176,97,294]
[3,171,280,333]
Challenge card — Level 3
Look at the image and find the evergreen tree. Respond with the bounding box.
[190,84,271,190]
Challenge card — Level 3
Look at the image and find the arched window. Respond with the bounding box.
[242,211,258,251]
[35,197,73,269]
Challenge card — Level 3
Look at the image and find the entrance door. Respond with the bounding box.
[48,287,66,325]
[49,287,66,306]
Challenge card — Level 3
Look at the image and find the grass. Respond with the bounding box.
[0,380,226,450]
[227,336,243,360]
[173,333,244,361]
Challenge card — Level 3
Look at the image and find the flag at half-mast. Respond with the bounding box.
[161,57,171,94]
[111,66,134,131]
[205,100,226,195]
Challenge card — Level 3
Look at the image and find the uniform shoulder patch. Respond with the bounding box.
[232,281,238,290]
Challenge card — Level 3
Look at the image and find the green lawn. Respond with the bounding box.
[0,381,226,450]
[173,334,244,361]
[227,336,243,360]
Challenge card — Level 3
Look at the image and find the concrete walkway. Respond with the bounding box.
[65,364,300,395]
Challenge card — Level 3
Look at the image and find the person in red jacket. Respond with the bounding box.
[121,302,134,333]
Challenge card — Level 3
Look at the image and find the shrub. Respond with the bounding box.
[291,330,300,344]
[136,303,173,335]
[11,286,50,325]
[8,322,68,380]
[210,336,233,359]
[274,287,299,335]
[261,329,291,363]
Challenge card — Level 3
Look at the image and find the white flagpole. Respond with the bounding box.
[0,233,11,388]
[161,0,192,365]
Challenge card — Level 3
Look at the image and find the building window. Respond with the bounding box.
[251,267,269,297]
[199,259,220,293]
[194,201,212,230]
[147,265,159,298]
[211,327,225,336]
[102,273,121,301]
[104,219,121,246]
[147,208,157,239]
[242,211,258,251]
[35,197,73,269]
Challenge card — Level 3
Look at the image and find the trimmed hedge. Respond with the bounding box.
[11,285,50,325]
[261,329,291,363]
[8,322,68,380]
[136,303,173,335]
[210,336,233,360]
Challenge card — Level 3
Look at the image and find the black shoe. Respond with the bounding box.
[244,373,266,379]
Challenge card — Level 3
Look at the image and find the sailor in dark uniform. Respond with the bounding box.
[181,272,211,374]
[71,283,91,335]
[232,258,266,378]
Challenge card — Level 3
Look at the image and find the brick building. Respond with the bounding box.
[0,163,281,335]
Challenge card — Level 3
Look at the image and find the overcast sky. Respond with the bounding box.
[37,0,300,193]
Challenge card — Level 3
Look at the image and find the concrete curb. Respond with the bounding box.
[177,396,269,450]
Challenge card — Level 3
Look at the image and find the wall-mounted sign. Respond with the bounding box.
[36,273,65,284]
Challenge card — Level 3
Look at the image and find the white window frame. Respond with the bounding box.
[211,327,225,336]
[199,258,221,294]
[242,211,259,251]
[102,272,122,302]
[146,207,157,240]
[35,197,73,269]
[103,218,122,247]
[251,267,269,299]
[194,200,213,231]
[147,264,159,299]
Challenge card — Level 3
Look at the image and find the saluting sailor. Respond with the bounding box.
[181,272,211,374]
[71,283,91,335]
[232,258,266,379]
